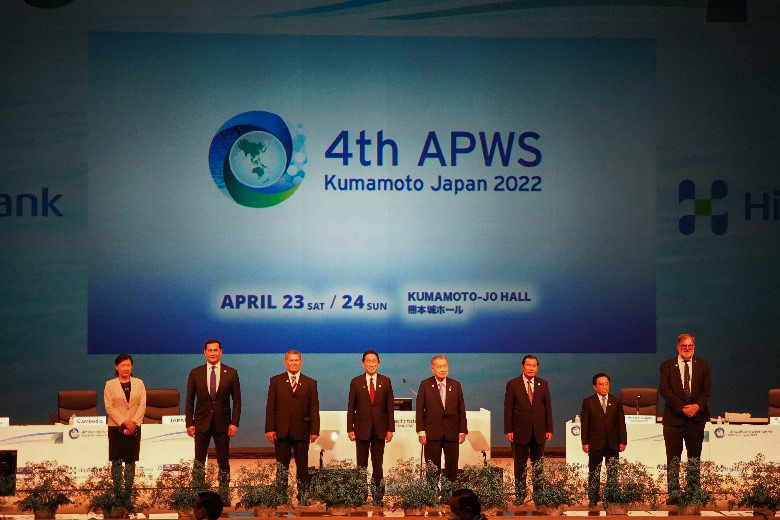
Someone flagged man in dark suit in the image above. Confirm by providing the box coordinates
[347,350,395,498]
[416,355,467,483]
[504,354,553,502]
[185,339,242,499]
[265,350,320,501]
[580,373,627,506]
[659,333,712,495]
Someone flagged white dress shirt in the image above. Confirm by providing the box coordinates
[524,376,535,397]
[677,356,693,388]
[206,361,221,390]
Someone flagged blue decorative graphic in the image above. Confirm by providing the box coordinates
[208,111,306,208]
[679,179,728,235]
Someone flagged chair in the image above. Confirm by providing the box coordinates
[620,387,658,416]
[57,390,97,423]
[768,389,780,417]
[143,388,180,424]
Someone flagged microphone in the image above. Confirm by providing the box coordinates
[402,378,418,396]
[319,449,324,469]
[636,395,641,415]
[482,450,487,466]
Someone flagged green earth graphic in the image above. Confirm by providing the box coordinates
[228,130,287,188]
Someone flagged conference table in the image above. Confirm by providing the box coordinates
[565,418,780,471]
[0,421,193,480]
[0,410,491,480]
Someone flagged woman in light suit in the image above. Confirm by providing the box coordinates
[104,354,146,491]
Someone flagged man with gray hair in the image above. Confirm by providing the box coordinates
[416,355,467,483]
[659,333,711,497]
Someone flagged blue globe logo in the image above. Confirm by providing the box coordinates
[228,131,288,188]
[209,111,307,208]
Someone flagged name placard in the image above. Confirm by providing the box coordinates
[0,417,9,427]
[625,415,656,424]
[162,415,186,424]
[71,416,107,426]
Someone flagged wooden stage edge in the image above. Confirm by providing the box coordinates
[0,501,772,518]
[0,509,774,519]
[0,511,771,519]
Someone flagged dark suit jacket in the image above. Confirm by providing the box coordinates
[347,374,395,440]
[580,393,627,450]
[415,377,467,441]
[265,373,320,440]
[504,376,553,444]
[185,363,241,433]
[659,356,711,426]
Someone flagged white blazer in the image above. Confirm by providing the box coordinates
[104,377,146,427]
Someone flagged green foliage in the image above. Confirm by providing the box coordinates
[530,459,586,507]
[310,459,369,508]
[0,472,15,496]
[454,464,511,510]
[234,462,291,509]
[731,454,780,511]
[152,459,217,511]
[438,472,453,506]
[665,457,733,507]
[369,478,386,506]
[384,459,441,510]
[79,464,140,516]
[602,458,660,507]
[15,460,76,516]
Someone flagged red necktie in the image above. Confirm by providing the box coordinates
[526,379,533,404]
[369,377,376,404]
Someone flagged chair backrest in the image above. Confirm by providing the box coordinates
[620,387,658,416]
[769,389,780,417]
[144,388,180,424]
[57,390,98,423]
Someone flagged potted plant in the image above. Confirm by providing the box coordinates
[234,461,291,516]
[152,459,217,517]
[530,459,586,515]
[0,472,16,512]
[731,454,780,516]
[602,458,661,515]
[665,458,732,514]
[80,464,144,518]
[454,464,511,513]
[428,474,454,516]
[385,459,440,515]
[15,460,76,519]
[309,459,368,514]
[368,479,386,508]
